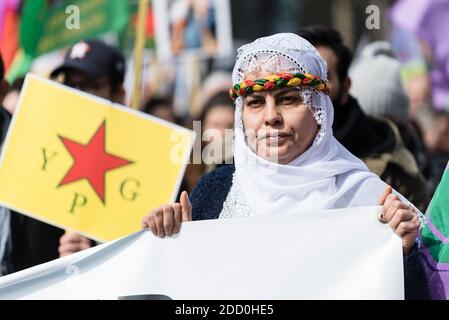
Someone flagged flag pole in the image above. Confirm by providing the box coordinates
[130,0,149,109]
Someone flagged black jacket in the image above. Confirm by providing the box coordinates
[9,215,64,273]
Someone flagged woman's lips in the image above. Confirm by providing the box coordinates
[259,132,293,143]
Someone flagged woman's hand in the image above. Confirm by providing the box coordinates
[142,191,192,238]
[378,185,420,255]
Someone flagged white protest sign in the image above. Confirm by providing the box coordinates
[0,206,403,299]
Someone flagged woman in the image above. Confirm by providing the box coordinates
[142,33,421,257]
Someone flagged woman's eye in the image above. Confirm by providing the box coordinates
[279,96,297,104]
[246,99,263,108]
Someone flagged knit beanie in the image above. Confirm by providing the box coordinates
[349,41,409,120]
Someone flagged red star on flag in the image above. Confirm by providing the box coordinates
[59,121,133,204]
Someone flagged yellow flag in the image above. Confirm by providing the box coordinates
[0,74,195,242]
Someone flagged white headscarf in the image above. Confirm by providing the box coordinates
[231,33,389,215]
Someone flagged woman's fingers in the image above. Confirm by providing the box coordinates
[153,205,168,238]
[395,218,420,238]
[399,216,420,255]
[384,197,409,223]
[151,206,164,237]
[141,215,149,229]
[172,203,182,234]
[147,216,157,237]
[378,186,393,223]
[383,193,399,212]
[142,207,159,236]
[163,205,174,236]
[378,193,398,223]
[180,191,192,222]
[378,185,392,205]
[378,190,420,255]
[143,193,191,238]
[388,208,415,230]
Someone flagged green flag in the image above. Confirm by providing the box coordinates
[20,0,130,57]
[420,161,449,299]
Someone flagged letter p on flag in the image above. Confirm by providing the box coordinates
[0,74,195,242]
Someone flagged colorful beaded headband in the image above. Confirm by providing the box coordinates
[229,72,329,101]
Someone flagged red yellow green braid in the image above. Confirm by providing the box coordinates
[229,72,329,101]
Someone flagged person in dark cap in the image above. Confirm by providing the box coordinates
[4,40,127,273]
[51,39,126,104]
[53,40,128,257]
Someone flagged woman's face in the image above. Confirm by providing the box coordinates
[242,87,318,164]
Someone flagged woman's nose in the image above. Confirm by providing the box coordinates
[264,98,283,126]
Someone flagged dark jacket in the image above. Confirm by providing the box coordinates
[9,215,64,272]
[190,164,429,300]
[335,96,429,212]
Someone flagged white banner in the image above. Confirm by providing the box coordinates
[0,206,404,300]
